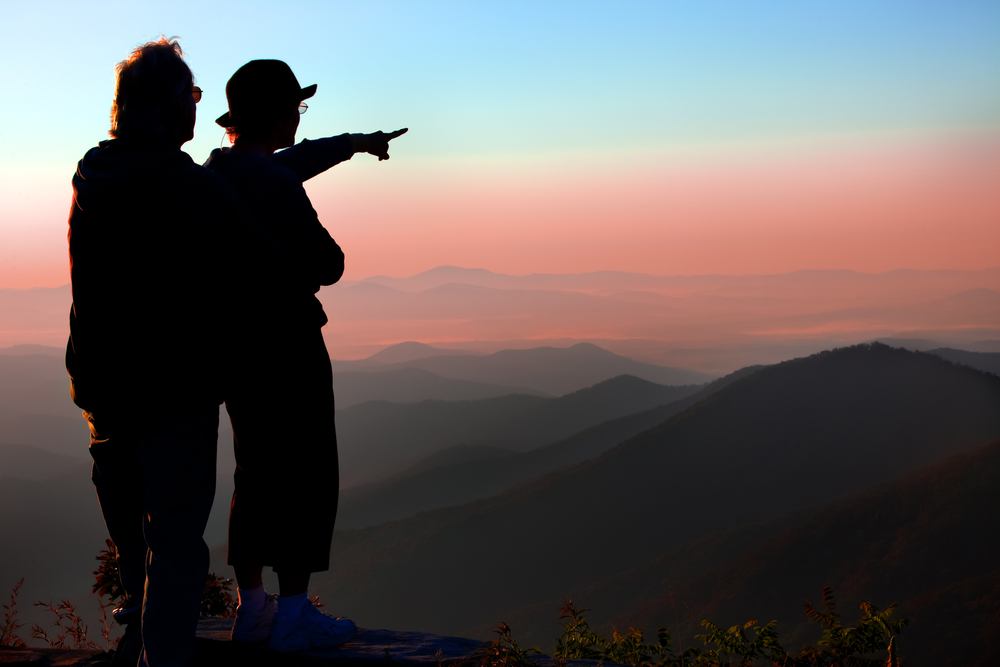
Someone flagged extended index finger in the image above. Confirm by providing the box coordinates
[385,128,409,141]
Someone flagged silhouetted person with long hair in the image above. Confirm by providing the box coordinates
[67,38,246,667]
[203,59,405,652]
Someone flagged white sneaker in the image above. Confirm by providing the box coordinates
[231,593,278,643]
[269,602,357,652]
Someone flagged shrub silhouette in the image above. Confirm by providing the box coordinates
[93,539,237,618]
[200,573,237,618]
[1,578,26,648]
[472,622,541,667]
[796,586,908,666]
[92,539,124,604]
[550,589,907,666]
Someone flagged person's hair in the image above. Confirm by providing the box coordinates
[224,122,263,144]
[110,37,192,140]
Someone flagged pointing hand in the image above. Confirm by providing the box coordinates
[352,128,408,161]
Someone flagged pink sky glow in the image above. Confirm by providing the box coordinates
[308,131,1000,282]
[0,131,997,290]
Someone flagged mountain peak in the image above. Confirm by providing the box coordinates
[365,342,479,365]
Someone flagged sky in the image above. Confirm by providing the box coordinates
[0,0,998,289]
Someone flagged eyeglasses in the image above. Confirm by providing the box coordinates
[298,102,308,115]
[191,87,203,103]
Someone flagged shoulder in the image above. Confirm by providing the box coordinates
[241,159,310,205]
[207,150,303,191]
[177,151,236,186]
[254,159,303,188]
[172,155,244,211]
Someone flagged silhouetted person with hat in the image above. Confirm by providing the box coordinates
[67,38,249,667]
[203,59,406,652]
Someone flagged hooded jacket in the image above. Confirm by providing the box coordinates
[66,138,244,419]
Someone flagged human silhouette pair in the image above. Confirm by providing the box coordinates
[67,39,404,667]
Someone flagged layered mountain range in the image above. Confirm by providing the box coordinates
[2,339,999,663]
[303,344,1000,663]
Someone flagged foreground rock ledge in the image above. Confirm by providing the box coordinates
[0,617,607,666]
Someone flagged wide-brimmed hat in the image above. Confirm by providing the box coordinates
[215,59,316,128]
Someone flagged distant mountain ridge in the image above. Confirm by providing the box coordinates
[364,341,483,365]
[337,367,761,528]
[331,341,485,372]
[357,343,715,395]
[928,347,1000,377]
[348,265,1000,298]
[336,373,703,486]
[333,367,548,409]
[311,343,1000,645]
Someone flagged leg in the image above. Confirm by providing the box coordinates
[231,565,310,602]
[87,411,146,615]
[276,571,309,598]
[137,407,219,667]
[226,326,339,575]
[270,565,354,653]
[227,327,351,651]
[269,326,340,574]
[233,566,263,591]
[87,411,148,667]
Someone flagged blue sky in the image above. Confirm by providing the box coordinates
[1,1,998,286]
[3,1,997,162]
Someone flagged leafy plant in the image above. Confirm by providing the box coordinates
[549,589,906,667]
[200,572,237,618]
[603,626,675,666]
[1,578,26,648]
[693,619,785,666]
[92,540,238,619]
[554,600,699,667]
[92,539,124,605]
[472,622,541,667]
[795,586,908,666]
[553,600,608,660]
